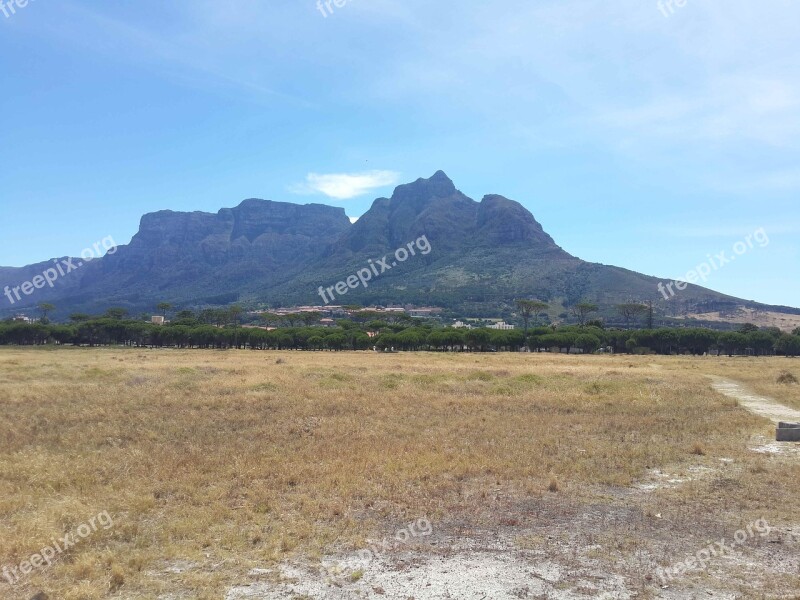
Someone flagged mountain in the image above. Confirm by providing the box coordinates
[1,171,797,324]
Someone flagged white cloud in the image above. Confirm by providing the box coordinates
[289,171,400,200]
[349,216,360,224]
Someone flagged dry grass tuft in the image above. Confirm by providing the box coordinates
[109,565,125,592]
[547,477,561,493]
[777,370,798,385]
[691,442,707,456]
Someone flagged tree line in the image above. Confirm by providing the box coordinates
[1,308,799,356]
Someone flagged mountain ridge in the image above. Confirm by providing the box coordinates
[1,172,797,323]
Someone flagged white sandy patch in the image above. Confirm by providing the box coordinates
[635,465,715,492]
[226,545,634,600]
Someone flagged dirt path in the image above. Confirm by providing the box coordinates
[710,377,800,424]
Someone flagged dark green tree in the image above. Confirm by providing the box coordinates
[105,308,129,320]
[156,302,172,318]
[615,303,647,328]
[38,302,56,323]
[515,299,549,340]
[571,301,598,326]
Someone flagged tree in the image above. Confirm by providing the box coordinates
[299,312,322,327]
[615,303,648,328]
[307,336,325,350]
[258,313,282,328]
[156,302,172,318]
[173,310,197,326]
[282,313,301,328]
[718,332,747,357]
[464,328,491,352]
[677,328,718,355]
[38,303,55,323]
[366,320,389,332]
[105,308,129,320]
[515,299,549,340]
[574,333,601,354]
[747,331,775,356]
[397,329,425,351]
[228,305,243,327]
[775,334,800,357]
[738,323,759,334]
[374,332,396,351]
[571,301,598,326]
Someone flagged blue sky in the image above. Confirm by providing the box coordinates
[1,0,798,306]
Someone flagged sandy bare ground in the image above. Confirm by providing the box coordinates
[224,496,799,600]
[710,377,800,425]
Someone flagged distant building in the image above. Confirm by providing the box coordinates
[452,321,473,329]
[381,306,406,313]
[408,307,443,318]
[151,316,166,325]
[489,321,515,330]
[250,306,342,317]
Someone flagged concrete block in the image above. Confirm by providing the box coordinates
[776,425,800,442]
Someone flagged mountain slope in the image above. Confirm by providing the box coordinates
[0,172,796,321]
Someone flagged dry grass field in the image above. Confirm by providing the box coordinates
[0,348,798,599]
[695,358,800,411]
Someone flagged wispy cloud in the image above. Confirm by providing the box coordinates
[31,2,313,107]
[289,171,400,200]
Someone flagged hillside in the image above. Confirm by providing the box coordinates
[1,172,797,322]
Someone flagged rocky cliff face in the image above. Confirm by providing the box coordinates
[1,199,351,311]
[476,194,559,249]
[0,172,787,317]
[326,171,564,261]
[110,200,349,270]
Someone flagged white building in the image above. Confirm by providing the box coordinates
[489,321,515,330]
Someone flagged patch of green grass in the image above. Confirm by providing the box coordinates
[252,382,278,392]
[82,367,117,379]
[381,373,405,390]
[515,374,542,385]
[412,373,449,385]
[466,370,494,381]
[492,384,515,396]
[583,381,618,395]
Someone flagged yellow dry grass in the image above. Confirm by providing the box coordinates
[660,355,800,410]
[0,348,796,599]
